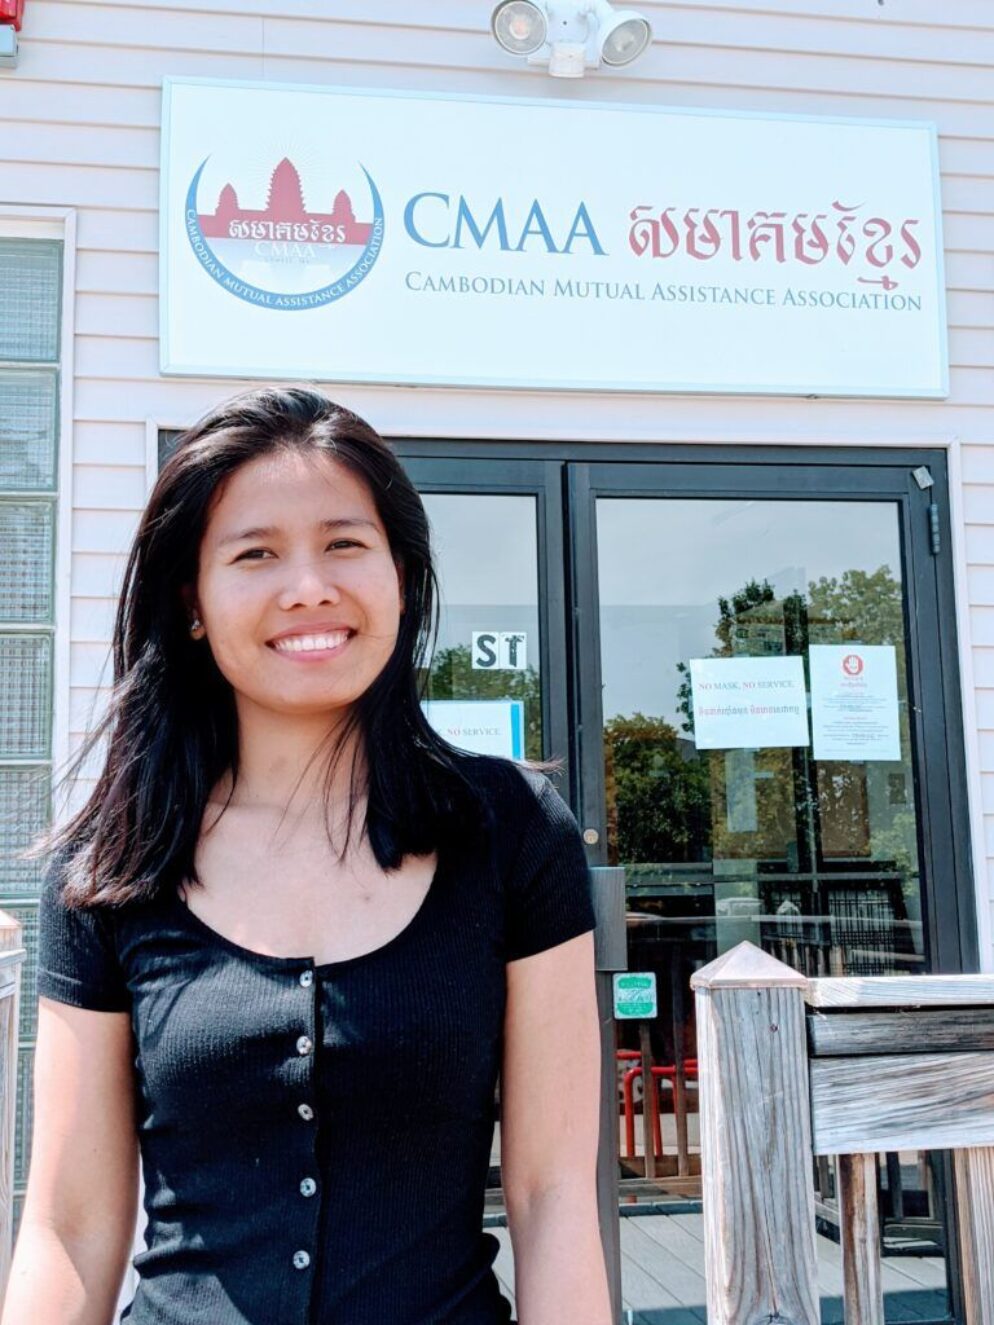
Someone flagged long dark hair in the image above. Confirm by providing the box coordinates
[29,385,554,908]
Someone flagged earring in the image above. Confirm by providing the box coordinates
[190,615,205,639]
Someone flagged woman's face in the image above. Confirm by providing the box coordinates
[188,448,404,720]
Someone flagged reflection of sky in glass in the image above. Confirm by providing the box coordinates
[423,493,540,659]
[596,499,903,727]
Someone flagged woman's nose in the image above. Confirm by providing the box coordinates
[276,558,343,609]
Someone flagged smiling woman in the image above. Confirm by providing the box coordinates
[186,447,406,731]
[6,385,608,1325]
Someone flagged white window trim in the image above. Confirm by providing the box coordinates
[0,205,76,814]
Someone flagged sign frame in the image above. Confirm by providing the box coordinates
[160,76,950,399]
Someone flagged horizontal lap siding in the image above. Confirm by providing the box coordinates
[3,0,993,961]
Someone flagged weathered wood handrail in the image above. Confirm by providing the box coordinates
[0,911,25,1305]
[692,941,994,1325]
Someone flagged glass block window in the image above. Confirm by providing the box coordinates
[0,766,50,894]
[1,236,63,1231]
[0,503,55,619]
[0,636,52,758]
[0,239,61,362]
[6,902,39,1041]
[0,372,59,491]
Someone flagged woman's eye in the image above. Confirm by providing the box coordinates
[234,541,362,563]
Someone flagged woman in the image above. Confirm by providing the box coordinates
[2,387,610,1325]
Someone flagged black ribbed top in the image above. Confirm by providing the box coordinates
[36,754,597,1324]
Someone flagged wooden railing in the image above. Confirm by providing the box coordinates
[692,940,994,1325]
[0,912,23,1304]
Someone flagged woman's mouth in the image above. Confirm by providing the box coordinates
[267,630,354,661]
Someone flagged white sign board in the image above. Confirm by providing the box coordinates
[421,699,524,759]
[161,78,948,397]
[809,645,901,761]
[690,656,809,750]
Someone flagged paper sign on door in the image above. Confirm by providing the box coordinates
[420,698,525,759]
[809,644,901,761]
[689,656,809,750]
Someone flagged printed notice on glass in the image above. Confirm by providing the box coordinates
[420,699,524,759]
[809,644,901,761]
[689,656,809,750]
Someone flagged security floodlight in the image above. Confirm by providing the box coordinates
[591,0,652,65]
[490,0,652,78]
[0,24,17,68]
[492,0,548,56]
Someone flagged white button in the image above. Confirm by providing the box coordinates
[298,1102,314,1121]
[299,1177,317,1197]
[292,1250,311,1270]
[299,970,314,988]
[296,1035,313,1056]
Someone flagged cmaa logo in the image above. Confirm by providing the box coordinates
[184,155,384,310]
[842,652,864,677]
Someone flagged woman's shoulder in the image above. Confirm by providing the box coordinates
[443,752,576,870]
[449,755,594,961]
[446,750,559,814]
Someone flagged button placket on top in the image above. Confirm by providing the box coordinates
[290,967,321,1286]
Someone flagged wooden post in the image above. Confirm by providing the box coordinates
[837,1153,884,1324]
[692,940,819,1325]
[953,1146,994,1325]
[0,909,26,1302]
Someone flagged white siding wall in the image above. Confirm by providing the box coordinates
[2,0,993,958]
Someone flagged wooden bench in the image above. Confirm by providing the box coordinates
[692,940,994,1324]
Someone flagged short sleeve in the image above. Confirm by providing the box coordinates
[36,848,131,1012]
[504,774,597,962]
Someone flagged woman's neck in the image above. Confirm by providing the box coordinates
[212,703,365,820]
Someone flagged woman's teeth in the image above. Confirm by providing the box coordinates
[272,632,350,654]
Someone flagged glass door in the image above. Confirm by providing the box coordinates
[571,455,973,1325]
[398,443,975,1324]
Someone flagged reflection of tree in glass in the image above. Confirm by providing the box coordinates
[420,643,543,762]
[663,563,916,885]
[675,578,778,736]
[807,565,903,647]
[806,566,916,883]
[603,712,710,866]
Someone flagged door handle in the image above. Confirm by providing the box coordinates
[589,866,627,973]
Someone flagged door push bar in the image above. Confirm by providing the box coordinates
[589,865,628,974]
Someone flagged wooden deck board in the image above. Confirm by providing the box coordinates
[490,1215,947,1320]
[620,1219,707,1316]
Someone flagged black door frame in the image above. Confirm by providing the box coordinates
[399,440,978,979]
[399,454,576,804]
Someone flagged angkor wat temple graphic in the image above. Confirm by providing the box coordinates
[197,157,372,245]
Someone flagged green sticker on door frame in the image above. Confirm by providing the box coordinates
[613,972,658,1019]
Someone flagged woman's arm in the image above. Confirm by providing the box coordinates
[1,997,139,1325]
[500,929,612,1325]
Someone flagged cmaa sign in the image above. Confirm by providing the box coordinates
[160,78,948,398]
